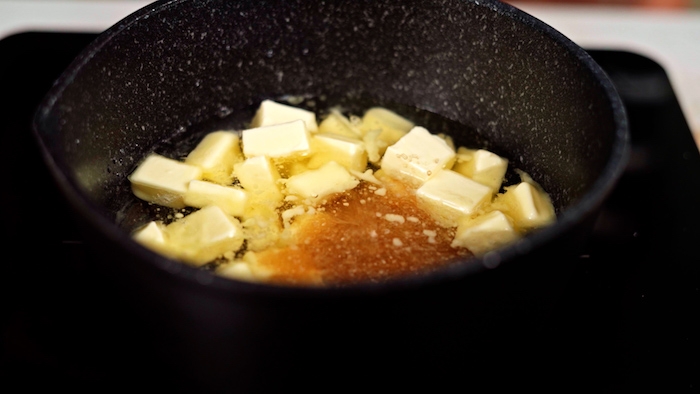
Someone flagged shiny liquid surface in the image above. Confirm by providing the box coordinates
[256,179,471,285]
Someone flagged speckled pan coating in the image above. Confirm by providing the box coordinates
[38,2,623,202]
[35,0,627,281]
[35,0,628,388]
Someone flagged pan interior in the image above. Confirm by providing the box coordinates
[35,0,624,281]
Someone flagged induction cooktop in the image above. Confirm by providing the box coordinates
[0,32,698,392]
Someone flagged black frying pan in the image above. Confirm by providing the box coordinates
[32,0,628,391]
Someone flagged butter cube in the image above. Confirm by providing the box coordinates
[453,148,508,192]
[129,153,203,209]
[165,205,244,266]
[381,126,456,187]
[185,131,242,184]
[361,107,414,147]
[220,251,275,281]
[284,161,359,203]
[416,169,492,227]
[360,108,414,161]
[132,221,172,256]
[242,120,311,159]
[307,133,368,172]
[250,99,318,132]
[363,128,386,164]
[318,109,362,138]
[233,156,283,203]
[499,182,556,229]
[217,262,257,282]
[451,210,519,256]
[184,180,249,217]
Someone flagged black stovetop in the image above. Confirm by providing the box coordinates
[1,32,698,392]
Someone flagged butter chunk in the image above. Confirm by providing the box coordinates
[381,126,456,187]
[307,133,368,172]
[185,131,242,185]
[453,148,508,192]
[165,205,244,266]
[250,99,318,132]
[129,153,203,209]
[233,156,283,204]
[363,129,387,164]
[451,210,519,256]
[318,109,362,138]
[217,262,257,282]
[242,120,311,159]
[361,107,414,162]
[499,182,556,230]
[361,107,414,147]
[184,180,248,217]
[284,161,359,204]
[416,169,492,227]
[132,221,173,257]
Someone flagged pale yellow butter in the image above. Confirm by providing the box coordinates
[363,128,386,164]
[360,108,414,161]
[233,156,284,250]
[165,205,244,266]
[242,120,311,159]
[307,133,368,172]
[499,182,556,230]
[318,109,362,138]
[233,156,283,203]
[381,126,456,187]
[183,180,248,217]
[416,169,492,227]
[216,261,256,282]
[184,131,242,185]
[453,148,508,192]
[250,99,318,132]
[129,153,203,209]
[132,221,172,256]
[128,102,558,279]
[361,107,414,147]
[284,161,359,203]
[451,210,519,256]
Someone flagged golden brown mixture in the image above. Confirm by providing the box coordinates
[255,180,470,286]
[128,101,556,287]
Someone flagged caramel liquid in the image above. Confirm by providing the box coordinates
[256,178,472,286]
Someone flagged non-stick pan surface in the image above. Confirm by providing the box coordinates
[32,0,628,390]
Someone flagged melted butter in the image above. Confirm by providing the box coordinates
[254,179,472,286]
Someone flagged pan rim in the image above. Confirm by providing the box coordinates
[31,0,630,298]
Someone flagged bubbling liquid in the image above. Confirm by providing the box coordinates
[253,178,471,286]
[125,98,555,287]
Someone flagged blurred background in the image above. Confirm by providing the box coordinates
[509,0,700,149]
